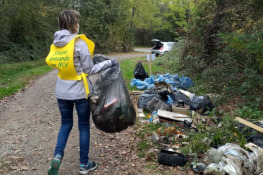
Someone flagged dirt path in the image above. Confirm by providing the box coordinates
[0,53,150,175]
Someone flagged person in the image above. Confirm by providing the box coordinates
[45,10,118,175]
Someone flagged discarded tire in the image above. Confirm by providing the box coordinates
[158,150,187,167]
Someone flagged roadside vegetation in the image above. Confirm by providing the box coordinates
[159,0,263,121]
[0,60,52,99]
[0,0,191,64]
[148,0,263,163]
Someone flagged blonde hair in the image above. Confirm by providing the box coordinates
[58,10,80,34]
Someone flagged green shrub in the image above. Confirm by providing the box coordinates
[180,115,247,156]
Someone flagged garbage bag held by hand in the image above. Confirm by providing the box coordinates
[90,65,136,133]
[93,54,110,64]
[133,62,148,80]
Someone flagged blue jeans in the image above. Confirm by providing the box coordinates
[55,98,90,164]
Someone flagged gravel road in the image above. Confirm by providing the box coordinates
[0,53,148,175]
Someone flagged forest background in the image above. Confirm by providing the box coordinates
[0,0,263,117]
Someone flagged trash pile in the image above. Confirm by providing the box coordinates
[131,63,263,175]
[130,69,194,91]
[137,88,214,114]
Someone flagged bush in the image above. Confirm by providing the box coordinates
[162,0,263,99]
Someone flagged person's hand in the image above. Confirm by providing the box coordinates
[111,59,118,67]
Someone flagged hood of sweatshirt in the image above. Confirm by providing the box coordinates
[53,30,78,47]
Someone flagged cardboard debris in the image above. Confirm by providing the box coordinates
[158,117,184,127]
[157,109,192,123]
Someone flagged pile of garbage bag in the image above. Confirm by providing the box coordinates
[138,89,214,114]
[90,55,136,133]
[130,73,194,90]
[175,90,215,114]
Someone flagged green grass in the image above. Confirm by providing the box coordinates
[119,57,169,90]
[0,59,52,99]
[0,56,167,99]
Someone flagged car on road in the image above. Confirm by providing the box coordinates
[151,39,176,56]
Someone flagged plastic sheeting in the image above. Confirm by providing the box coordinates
[204,143,263,175]
[130,73,194,90]
[90,64,136,133]
[137,91,161,109]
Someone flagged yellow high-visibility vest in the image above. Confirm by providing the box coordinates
[46,34,95,99]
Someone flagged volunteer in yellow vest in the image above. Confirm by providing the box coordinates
[47,10,117,175]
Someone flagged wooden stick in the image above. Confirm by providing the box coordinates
[149,54,152,76]
[235,117,263,133]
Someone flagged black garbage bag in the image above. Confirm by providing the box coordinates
[93,54,110,64]
[137,91,160,109]
[237,122,263,149]
[90,64,136,133]
[158,149,187,167]
[175,91,215,114]
[133,62,149,80]
[157,90,170,101]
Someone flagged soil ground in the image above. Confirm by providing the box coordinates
[0,53,190,175]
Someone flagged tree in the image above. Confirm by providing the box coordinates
[79,0,132,52]
[170,0,263,95]
[130,0,194,46]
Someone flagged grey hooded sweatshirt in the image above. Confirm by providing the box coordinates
[53,30,113,100]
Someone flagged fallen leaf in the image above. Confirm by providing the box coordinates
[11,166,19,170]
[14,149,21,154]
[20,166,29,170]
[8,155,20,159]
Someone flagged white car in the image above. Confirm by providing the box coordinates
[151,39,176,56]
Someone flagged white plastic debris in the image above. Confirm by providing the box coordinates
[204,143,263,175]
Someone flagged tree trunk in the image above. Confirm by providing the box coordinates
[130,0,136,28]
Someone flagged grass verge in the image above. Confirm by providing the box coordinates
[0,59,52,99]
[119,57,169,90]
